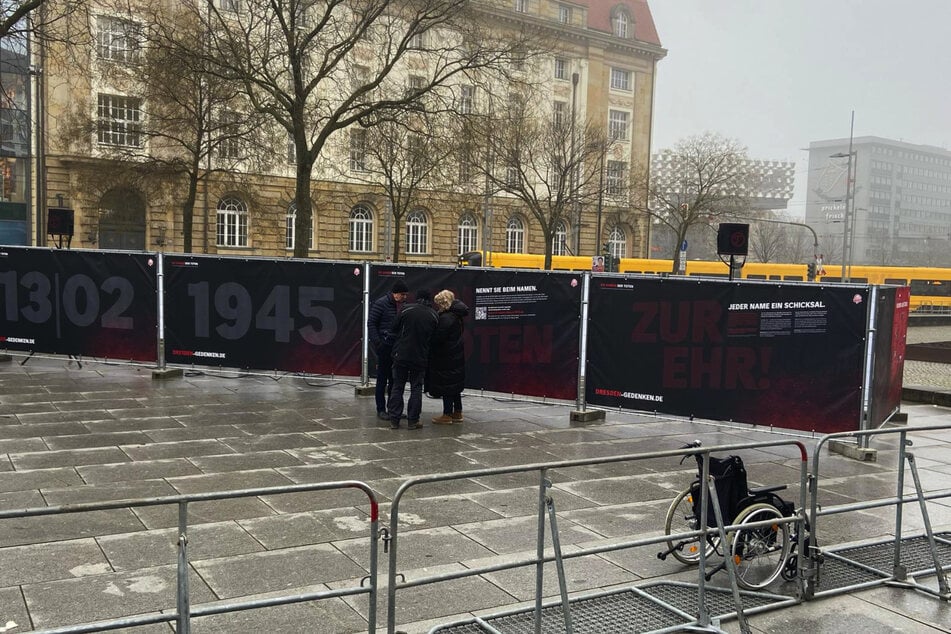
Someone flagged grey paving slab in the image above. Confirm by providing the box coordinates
[0,509,146,548]
[14,409,115,424]
[339,525,498,573]
[238,507,371,550]
[456,446,565,469]
[41,480,178,506]
[218,432,327,452]
[120,439,237,461]
[0,585,30,634]
[0,538,111,585]
[10,446,131,470]
[166,468,294,495]
[561,499,674,539]
[0,488,44,511]
[284,443,395,464]
[0,455,11,472]
[84,416,184,433]
[131,497,278,529]
[188,594,367,634]
[188,449,304,473]
[0,421,89,439]
[0,466,83,493]
[452,515,604,556]
[371,452,483,478]
[277,462,401,484]
[44,430,153,450]
[142,425,249,443]
[77,458,203,484]
[379,496,505,530]
[97,522,265,570]
[192,543,367,599]
[259,487,384,514]
[554,474,680,506]
[21,565,216,630]
[462,485,597,519]
[476,552,641,602]
[371,476,490,501]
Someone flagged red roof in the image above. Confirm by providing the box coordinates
[580,0,661,46]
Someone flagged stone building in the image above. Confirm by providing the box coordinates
[28,0,665,263]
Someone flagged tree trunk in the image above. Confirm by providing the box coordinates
[292,154,316,259]
[181,168,200,254]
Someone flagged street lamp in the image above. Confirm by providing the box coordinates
[830,111,856,282]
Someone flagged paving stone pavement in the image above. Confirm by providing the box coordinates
[0,349,949,634]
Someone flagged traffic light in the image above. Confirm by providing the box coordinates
[806,262,817,281]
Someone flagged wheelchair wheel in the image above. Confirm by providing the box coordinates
[664,487,719,565]
[729,502,791,590]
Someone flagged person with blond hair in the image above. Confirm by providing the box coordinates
[427,289,469,424]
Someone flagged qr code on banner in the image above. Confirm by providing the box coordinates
[475,307,487,320]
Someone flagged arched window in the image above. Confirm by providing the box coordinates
[552,220,568,256]
[216,196,248,247]
[349,204,373,252]
[613,9,631,38]
[506,216,525,253]
[406,209,429,255]
[458,212,479,255]
[607,225,626,259]
[285,202,314,250]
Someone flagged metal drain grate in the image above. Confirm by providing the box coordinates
[642,582,786,617]
[830,535,951,576]
[816,553,888,591]
[432,590,690,634]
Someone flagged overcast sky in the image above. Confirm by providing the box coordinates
[647,0,951,213]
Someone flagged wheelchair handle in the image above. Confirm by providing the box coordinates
[678,440,702,464]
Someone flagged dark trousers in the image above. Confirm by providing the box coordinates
[387,363,425,423]
[442,393,463,415]
[374,345,393,413]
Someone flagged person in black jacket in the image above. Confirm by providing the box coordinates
[428,290,469,424]
[386,288,438,430]
[367,280,408,419]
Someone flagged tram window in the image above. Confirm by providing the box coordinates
[884,278,907,286]
[768,275,782,280]
[850,277,868,283]
[784,275,803,281]
[747,274,767,280]
[910,279,951,297]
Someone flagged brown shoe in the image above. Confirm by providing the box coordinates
[431,414,453,424]
[450,412,464,422]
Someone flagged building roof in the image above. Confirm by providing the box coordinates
[581,0,662,46]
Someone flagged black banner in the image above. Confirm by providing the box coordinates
[163,255,362,375]
[370,266,582,400]
[586,277,869,433]
[0,247,157,361]
[868,286,909,427]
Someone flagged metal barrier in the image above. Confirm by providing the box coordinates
[0,480,381,633]
[384,439,809,634]
[804,424,951,601]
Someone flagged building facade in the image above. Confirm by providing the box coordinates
[22,0,666,264]
[805,136,951,268]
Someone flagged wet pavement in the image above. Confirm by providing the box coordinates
[0,337,949,633]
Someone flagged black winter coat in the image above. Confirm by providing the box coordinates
[427,299,469,397]
[390,300,439,369]
[367,293,402,351]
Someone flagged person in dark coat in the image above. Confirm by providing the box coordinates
[386,288,438,430]
[428,289,469,424]
[367,279,408,419]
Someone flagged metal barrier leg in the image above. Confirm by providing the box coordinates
[903,454,951,599]
[177,501,191,634]
[545,495,574,634]
[706,476,751,634]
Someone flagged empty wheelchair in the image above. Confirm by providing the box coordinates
[657,442,801,590]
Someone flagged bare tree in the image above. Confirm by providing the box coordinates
[183,0,533,258]
[59,2,268,252]
[633,132,755,272]
[0,0,85,41]
[342,113,455,262]
[748,217,787,263]
[465,87,614,270]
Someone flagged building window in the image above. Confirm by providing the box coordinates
[515,0,528,12]
[506,216,525,253]
[349,128,366,171]
[505,164,519,188]
[458,213,479,254]
[349,204,373,252]
[217,110,240,160]
[285,202,314,250]
[97,17,139,63]
[219,0,240,12]
[610,67,631,91]
[552,100,567,128]
[614,12,629,38]
[408,30,425,50]
[606,160,627,195]
[97,94,142,147]
[216,196,248,247]
[459,85,475,114]
[287,133,296,164]
[558,4,571,23]
[607,225,626,258]
[553,57,568,80]
[552,220,568,256]
[406,209,429,255]
[608,109,629,141]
